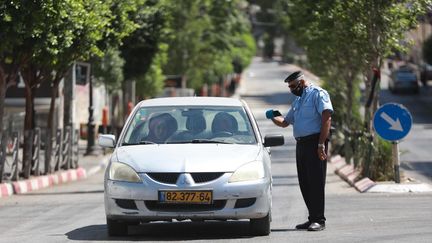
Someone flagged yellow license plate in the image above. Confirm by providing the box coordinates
[159,190,212,204]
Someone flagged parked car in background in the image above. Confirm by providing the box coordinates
[420,62,432,87]
[388,65,419,94]
[99,97,284,237]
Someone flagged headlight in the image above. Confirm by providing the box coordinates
[109,162,142,183]
[229,161,265,183]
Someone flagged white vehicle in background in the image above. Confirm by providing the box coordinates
[99,97,284,236]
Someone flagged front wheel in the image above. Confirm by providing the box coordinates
[250,213,271,236]
[107,218,128,236]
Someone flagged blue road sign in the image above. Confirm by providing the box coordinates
[373,103,412,141]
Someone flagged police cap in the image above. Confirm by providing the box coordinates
[284,71,304,83]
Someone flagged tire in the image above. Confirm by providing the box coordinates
[107,218,128,236]
[250,213,271,236]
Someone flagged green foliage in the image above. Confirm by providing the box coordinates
[322,78,362,130]
[287,0,430,179]
[163,0,255,90]
[367,138,394,181]
[136,43,167,98]
[231,33,256,73]
[121,0,169,81]
[92,48,125,93]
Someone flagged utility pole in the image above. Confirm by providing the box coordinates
[86,64,97,155]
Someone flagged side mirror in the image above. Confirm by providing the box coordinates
[98,134,116,148]
[263,134,284,147]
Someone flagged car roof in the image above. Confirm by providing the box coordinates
[137,97,244,107]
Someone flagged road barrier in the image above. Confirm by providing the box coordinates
[1,127,80,183]
[0,134,6,183]
[31,128,41,176]
[10,132,21,181]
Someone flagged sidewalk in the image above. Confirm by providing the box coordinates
[0,140,111,198]
[329,154,432,193]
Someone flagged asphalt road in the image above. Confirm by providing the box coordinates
[1,58,432,242]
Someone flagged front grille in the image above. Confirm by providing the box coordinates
[147,173,180,184]
[191,172,224,183]
[144,200,226,212]
[234,198,256,208]
[115,199,138,210]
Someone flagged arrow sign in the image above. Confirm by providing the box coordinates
[380,112,403,132]
[373,103,412,141]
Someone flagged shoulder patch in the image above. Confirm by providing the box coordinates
[320,90,330,102]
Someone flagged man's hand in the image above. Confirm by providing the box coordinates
[265,109,275,119]
[266,109,282,119]
[317,146,327,161]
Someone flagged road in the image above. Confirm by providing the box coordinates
[379,66,432,183]
[1,58,432,242]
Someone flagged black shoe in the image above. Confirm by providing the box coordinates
[308,222,325,231]
[295,221,311,229]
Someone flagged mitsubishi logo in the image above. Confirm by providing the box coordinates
[178,173,194,185]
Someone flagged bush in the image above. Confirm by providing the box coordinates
[367,137,394,181]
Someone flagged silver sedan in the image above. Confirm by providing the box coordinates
[99,97,284,236]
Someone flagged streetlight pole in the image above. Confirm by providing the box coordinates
[86,64,97,155]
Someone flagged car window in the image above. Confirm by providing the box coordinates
[396,72,416,82]
[122,106,257,145]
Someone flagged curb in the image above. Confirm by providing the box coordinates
[11,168,87,194]
[0,154,110,198]
[330,155,376,193]
[0,183,14,198]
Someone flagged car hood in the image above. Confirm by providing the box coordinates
[114,144,261,173]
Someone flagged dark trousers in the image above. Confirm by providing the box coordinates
[295,133,327,223]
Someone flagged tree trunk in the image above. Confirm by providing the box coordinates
[0,66,5,140]
[45,79,60,174]
[22,83,34,179]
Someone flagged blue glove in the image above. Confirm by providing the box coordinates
[265,109,274,119]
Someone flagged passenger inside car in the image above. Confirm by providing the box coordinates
[143,113,178,143]
[167,111,207,141]
[211,112,238,137]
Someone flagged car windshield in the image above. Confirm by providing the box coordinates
[122,106,257,145]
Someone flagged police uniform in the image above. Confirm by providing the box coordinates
[284,84,333,225]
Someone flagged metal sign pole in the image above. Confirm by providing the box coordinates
[392,141,400,183]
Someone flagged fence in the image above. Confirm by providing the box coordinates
[0,127,80,183]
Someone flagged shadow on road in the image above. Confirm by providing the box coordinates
[401,161,432,180]
[24,190,104,196]
[241,92,296,106]
[66,221,259,241]
[380,89,432,124]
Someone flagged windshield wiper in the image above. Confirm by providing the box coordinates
[192,139,232,144]
[121,142,139,146]
[139,140,157,145]
[121,141,156,146]
[167,139,233,144]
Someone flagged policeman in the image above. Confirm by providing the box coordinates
[266,71,333,231]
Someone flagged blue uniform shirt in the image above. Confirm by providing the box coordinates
[284,85,333,138]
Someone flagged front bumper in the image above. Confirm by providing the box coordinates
[104,173,271,222]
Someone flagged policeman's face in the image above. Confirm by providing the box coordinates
[288,80,301,90]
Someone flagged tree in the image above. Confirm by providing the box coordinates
[135,43,167,99]
[0,0,141,177]
[287,0,431,179]
[163,0,255,92]
[0,0,39,145]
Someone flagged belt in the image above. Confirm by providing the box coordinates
[295,133,320,142]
